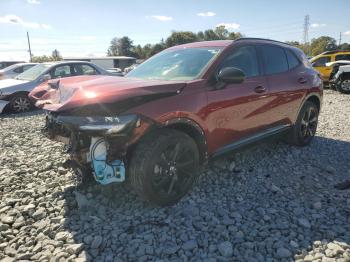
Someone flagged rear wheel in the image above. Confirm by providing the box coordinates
[10,94,32,113]
[286,101,319,146]
[337,79,350,94]
[129,129,200,206]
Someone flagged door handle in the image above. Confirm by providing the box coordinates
[254,86,266,93]
[298,77,308,84]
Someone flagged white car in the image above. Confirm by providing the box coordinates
[327,60,350,94]
[0,63,38,80]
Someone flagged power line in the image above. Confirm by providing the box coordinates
[26,31,33,62]
[303,15,310,55]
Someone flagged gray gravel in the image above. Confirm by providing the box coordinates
[0,90,349,261]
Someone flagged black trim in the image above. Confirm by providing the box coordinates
[211,125,291,158]
[235,37,292,46]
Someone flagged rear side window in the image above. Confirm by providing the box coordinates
[51,65,72,79]
[260,45,288,75]
[23,64,35,71]
[73,64,98,75]
[312,56,331,67]
[220,46,259,77]
[335,54,350,61]
[285,49,300,69]
[14,66,24,73]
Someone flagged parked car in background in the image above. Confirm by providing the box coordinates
[327,60,350,93]
[38,38,322,206]
[0,61,25,70]
[0,63,38,80]
[0,61,113,113]
[63,56,136,71]
[310,50,350,82]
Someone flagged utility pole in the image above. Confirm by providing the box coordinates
[338,32,342,47]
[26,31,33,62]
[303,15,310,56]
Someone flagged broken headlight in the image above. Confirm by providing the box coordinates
[55,114,140,135]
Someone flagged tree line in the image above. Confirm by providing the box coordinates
[107,26,350,59]
[107,26,243,59]
[30,26,350,62]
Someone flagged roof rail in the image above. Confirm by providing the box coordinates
[320,50,350,55]
[235,37,291,46]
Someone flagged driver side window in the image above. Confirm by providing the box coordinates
[220,46,260,77]
[51,65,72,79]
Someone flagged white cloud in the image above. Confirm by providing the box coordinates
[147,15,173,21]
[31,38,49,45]
[0,14,51,29]
[344,31,350,36]
[311,23,326,28]
[27,0,40,4]
[41,24,52,29]
[80,36,96,41]
[216,23,240,30]
[197,11,216,17]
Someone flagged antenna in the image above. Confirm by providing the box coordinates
[303,15,310,55]
[27,31,33,62]
[338,32,342,46]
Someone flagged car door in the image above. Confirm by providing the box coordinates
[258,44,308,126]
[205,45,272,151]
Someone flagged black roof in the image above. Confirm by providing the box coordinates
[235,37,291,46]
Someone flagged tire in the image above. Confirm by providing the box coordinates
[286,101,319,146]
[10,94,32,113]
[129,128,200,206]
[337,79,350,94]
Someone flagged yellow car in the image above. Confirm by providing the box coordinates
[310,50,350,82]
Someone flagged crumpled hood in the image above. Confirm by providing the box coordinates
[0,78,29,91]
[40,75,186,113]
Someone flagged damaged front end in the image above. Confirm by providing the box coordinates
[45,113,146,184]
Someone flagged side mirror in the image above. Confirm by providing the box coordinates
[218,67,245,84]
[40,74,51,82]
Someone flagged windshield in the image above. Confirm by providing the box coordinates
[126,47,222,81]
[15,64,51,81]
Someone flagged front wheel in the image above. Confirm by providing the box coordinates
[337,79,350,94]
[10,94,32,113]
[286,101,319,146]
[129,129,200,206]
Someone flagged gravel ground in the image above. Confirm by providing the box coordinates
[0,90,349,262]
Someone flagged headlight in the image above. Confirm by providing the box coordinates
[55,114,140,135]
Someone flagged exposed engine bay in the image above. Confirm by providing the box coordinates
[44,112,149,185]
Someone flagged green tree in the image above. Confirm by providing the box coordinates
[51,49,62,61]
[228,32,243,40]
[149,43,166,57]
[165,31,198,47]
[339,43,350,50]
[203,29,220,40]
[214,26,229,39]
[310,36,337,56]
[107,36,135,57]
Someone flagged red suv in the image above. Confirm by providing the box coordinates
[34,38,323,206]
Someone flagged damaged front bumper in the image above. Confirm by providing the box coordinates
[45,113,142,185]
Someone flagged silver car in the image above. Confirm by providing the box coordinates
[0,61,113,113]
[0,63,38,80]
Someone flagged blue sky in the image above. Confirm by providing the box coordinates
[1,0,350,61]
